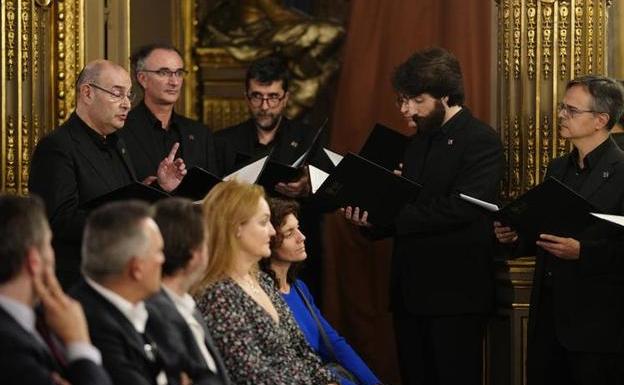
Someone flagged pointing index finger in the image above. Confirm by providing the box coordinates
[167,142,180,162]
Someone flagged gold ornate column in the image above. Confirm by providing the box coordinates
[491,1,611,385]
[1,0,83,194]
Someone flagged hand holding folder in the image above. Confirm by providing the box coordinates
[310,152,421,226]
[460,177,597,242]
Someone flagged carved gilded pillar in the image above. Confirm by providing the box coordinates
[491,2,611,385]
[0,0,83,194]
[497,0,611,201]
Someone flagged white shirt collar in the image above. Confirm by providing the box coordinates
[162,285,196,315]
[0,294,36,334]
[85,277,149,333]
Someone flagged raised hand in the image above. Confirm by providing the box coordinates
[157,142,187,192]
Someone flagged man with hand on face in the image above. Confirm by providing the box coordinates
[120,44,221,181]
[344,47,504,385]
[495,76,624,385]
[0,194,111,385]
[29,60,186,289]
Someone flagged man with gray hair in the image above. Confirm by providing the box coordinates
[495,75,624,385]
[71,200,205,385]
[29,59,187,289]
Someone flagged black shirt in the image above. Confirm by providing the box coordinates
[78,118,133,187]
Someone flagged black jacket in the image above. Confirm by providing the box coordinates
[146,290,232,385]
[29,113,135,288]
[120,102,220,179]
[528,137,624,353]
[368,108,504,315]
[0,306,112,385]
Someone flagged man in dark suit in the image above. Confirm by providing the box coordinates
[148,198,231,385]
[71,200,216,385]
[120,44,221,180]
[29,59,186,289]
[345,48,504,385]
[0,194,112,385]
[495,75,624,385]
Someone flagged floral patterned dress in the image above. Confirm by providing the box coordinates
[196,271,337,385]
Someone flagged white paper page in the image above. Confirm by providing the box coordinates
[591,213,624,228]
[323,148,344,166]
[223,156,268,183]
[309,165,330,194]
[458,193,500,212]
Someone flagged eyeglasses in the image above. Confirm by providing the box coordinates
[557,102,604,118]
[246,92,287,108]
[140,68,188,79]
[89,83,135,103]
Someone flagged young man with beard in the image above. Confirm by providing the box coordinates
[495,76,624,385]
[344,47,504,385]
[120,44,221,181]
[215,55,330,300]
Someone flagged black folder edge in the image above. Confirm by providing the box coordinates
[311,152,421,226]
[172,166,222,201]
[80,181,170,210]
[459,177,598,239]
[359,123,408,171]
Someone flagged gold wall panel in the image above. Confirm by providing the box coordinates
[496,0,611,201]
[0,0,83,193]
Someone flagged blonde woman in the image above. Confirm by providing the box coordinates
[195,180,338,385]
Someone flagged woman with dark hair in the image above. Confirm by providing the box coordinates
[260,198,381,385]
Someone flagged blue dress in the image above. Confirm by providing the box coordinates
[282,280,380,385]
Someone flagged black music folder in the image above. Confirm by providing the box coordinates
[459,177,598,240]
[81,182,170,210]
[359,123,409,171]
[172,166,222,201]
[256,120,327,193]
[311,152,422,226]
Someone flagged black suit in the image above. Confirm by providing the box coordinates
[0,306,112,385]
[367,108,504,385]
[146,290,231,385]
[29,113,135,288]
[70,281,187,385]
[526,137,624,385]
[120,102,220,179]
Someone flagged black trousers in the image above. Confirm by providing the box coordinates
[528,287,624,385]
[393,312,486,385]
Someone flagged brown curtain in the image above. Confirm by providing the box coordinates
[322,1,492,383]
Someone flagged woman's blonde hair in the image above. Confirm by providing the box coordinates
[193,180,266,293]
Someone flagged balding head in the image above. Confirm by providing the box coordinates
[75,60,132,136]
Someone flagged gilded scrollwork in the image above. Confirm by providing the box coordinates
[503,0,511,80]
[21,115,30,192]
[587,1,594,73]
[512,115,521,197]
[6,116,17,193]
[7,0,16,81]
[22,0,31,79]
[527,0,537,80]
[513,0,521,79]
[574,1,584,77]
[542,1,553,80]
[559,2,569,79]
[526,116,536,188]
[541,115,550,179]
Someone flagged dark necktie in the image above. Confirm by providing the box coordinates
[35,314,67,368]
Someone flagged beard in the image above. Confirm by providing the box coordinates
[253,112,282,132]
[412,99,446,133]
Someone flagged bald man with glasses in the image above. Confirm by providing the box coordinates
[29,59,186,289]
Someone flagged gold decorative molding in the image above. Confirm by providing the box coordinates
[497,0,610,201]
[1,0,83,193]
[53,0,83,126]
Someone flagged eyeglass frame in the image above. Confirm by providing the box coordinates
[139,68,188,79]
[246,91,288,108]
[88,83,135,103]
[557,102,607,119]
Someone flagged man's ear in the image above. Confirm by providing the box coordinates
[79,83,94,104]
[128,257,143,281]
[25,246,42,277]
[596,112,610,131]
[136,72,148,90]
